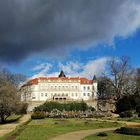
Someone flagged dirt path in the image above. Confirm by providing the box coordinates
[49,127,117,140]
[0,114,30,138]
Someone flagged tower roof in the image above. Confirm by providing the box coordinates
[92,75,97,81]
[58,70,66,78]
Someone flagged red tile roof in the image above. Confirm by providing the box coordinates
[80,78,93,84]
[23,76,93,87]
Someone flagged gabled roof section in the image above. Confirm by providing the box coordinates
[80,77,93,85]
[21,78,38,87]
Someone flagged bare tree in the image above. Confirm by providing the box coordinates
[0,67,26,123]
[134,68,140,94]
[107,56,133,98]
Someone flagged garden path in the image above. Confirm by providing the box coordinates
[49,127,117,140]
[0,114,30,138]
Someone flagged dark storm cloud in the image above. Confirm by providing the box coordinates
[0,0,140,63]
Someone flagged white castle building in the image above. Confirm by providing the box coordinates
[20,71,98,111]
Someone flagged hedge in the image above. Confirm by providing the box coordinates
[115,126,140,135]
[31,111,46,119]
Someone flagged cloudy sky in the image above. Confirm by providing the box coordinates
[0,0,140,79]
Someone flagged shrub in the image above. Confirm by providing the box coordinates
[116,96,132,113]
[119,111,133,118]
[54,122,59,124]
[97,132,108,137]
[17,103,28,114]
[31,112,46,119]
[84,121,89,124]
[115,126,140,135]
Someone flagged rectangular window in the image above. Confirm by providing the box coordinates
[83,86,86,90]
[45,93,47,96]
[84,93,86,96]
[41,93,44,97]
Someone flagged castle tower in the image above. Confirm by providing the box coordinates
[92,75,98,99]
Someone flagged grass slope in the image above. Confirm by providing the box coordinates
[83,131,140,140]
[13,119,120,140]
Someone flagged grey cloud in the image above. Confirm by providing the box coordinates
[0,0,140,63]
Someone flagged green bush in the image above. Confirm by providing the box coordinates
[5,115,22,123]
[115,126,140,135]
[34,101,89,113]
[31,111,46,119]
[97,132,108,137]
[119,111,133,118]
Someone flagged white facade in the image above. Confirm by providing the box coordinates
[20,72,98,110]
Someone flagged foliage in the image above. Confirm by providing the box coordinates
[5,115,22,123]
[16,103,28,114]
[0,67,26,123]
[97,132,107,137]
[0,81,19,123]
[116,94,140,114]
[34,101,89,113]
[115,126,140,135]
[31,112,46,119]
[98,76,115,99]
[83,131,140,140]
[116,96,132,113]
[119,111,133,118]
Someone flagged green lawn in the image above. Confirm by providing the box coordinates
[105,117,140,123]
[2,118,120,140]
[83,131,140,140]
[5,115,22,122]
[0,115,21,124]
[117,118,140,122]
